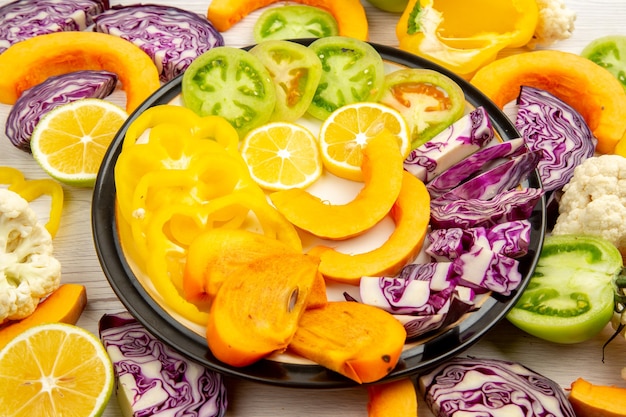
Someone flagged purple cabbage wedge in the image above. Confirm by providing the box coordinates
[440,149,541,201]
[515,85,597,192]
[419,357,576,417]
[453,246,522,295]
[5,70,118,152]
[426,138,528,198]
[99,312,227,417]
[404,106,494,182]
[93,4,224,82]
[0,0,108,54]
[430,188,544,229]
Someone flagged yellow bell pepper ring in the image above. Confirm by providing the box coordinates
[396,0,539,78]
[0,166,64,238]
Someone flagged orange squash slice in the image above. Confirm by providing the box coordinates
[206,252,321,367]
[270,129,404,241]
[309,171,430,285]
[367,378,418,417]
[568,378,626,417]
[470,50,626,154]
[288,301,407,384]
[0,31,160,113]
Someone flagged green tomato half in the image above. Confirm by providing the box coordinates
[253,5,339,43]
[365,0,409,13]
[581,35,626,91]
[507,234,622,344]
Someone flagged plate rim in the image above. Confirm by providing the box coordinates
[92,39,546,388]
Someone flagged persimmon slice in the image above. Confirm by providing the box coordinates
[288,301,407,383]
[206,252,320,367]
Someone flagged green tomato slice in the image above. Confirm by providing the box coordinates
[507,234,622,344]
[253,5,339,43]
[379,68,465,149]
[249,40,322,123]
[581,35,626,91]
[307,36,385,120]
[181,46,276,138]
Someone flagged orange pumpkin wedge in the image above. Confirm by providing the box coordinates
[0,284,87,349]
[270,129,404,241]
[470,50,626,154]
[309,171,430,285]
[367,378,418,417]
[0,31,160,113]
[206,252,321,367]
[288,301,407,384]
[207,0,368,40]
[568,378,626,417]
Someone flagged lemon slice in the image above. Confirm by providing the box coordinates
[318,102,410,181]
[0,322,114,417]
[241,121,322,190]
[31,98,128,187]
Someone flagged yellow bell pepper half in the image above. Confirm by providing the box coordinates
[396,0,539,79]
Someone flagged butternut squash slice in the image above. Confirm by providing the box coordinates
[207,0,368,41]
[206,252,321,367]
[309,171,430,285]
[270,130,404,241]
[568,378,626,417]
[470,50,626,154]
[288,301,407,384]
[367,378,418,417]
[0,31,161,113]
[0,284,87,349]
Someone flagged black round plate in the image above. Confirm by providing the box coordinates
[92,40,546,388]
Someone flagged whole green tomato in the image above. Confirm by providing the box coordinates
[365,0,408,13]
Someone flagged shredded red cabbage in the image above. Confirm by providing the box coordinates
[419,357,576,417]
[93,4,224,82]
[0,0,108,54]
[515,85,597,192]
[5,70,118,152]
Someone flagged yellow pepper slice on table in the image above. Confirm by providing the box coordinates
[0,166,64,237]
[396,0,539,79]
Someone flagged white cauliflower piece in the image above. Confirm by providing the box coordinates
[0,188,61,324]
[553,155,626,252]
[528,0,577,48]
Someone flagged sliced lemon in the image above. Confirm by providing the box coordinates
[31,98,128,187]
[241,121,322,191]
[318,102,410,181]
[0,322,114,417]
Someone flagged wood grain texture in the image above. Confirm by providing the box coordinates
[0,1,624,416]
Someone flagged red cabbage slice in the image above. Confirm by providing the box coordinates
[5,70,118,152]
[515,85,597,192]
[427,138,528,198]
[419,357,576,417]
[93,4,224,82]
[99,312,227,417]
[431,188,544,229]
[0,0,108,54]
[440,150,541,201]
[453,246,522,295]
[404,106,494,182]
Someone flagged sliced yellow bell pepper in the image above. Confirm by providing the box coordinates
[0,166,64,237]
[396,0,539,79]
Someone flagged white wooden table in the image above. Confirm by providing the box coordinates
[1,1,625,415]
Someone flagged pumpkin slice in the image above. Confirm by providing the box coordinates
[270,129,404,240]
[0,31,160,113]
[309,171,430,285]
[568,378,626,417]
[367,378,418,417]
[207,0,368,40]
[288,301,407,384]
[470,50,626,154]
[206,252,321,367]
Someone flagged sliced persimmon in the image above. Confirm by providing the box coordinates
[206,252,320,367]
[288,301,407,383]
[270,129,404,240]
[367,378,418,417]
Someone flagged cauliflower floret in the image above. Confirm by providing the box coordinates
[528,0,577,48]
[553,155,626,252]
[0,188,61,324]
